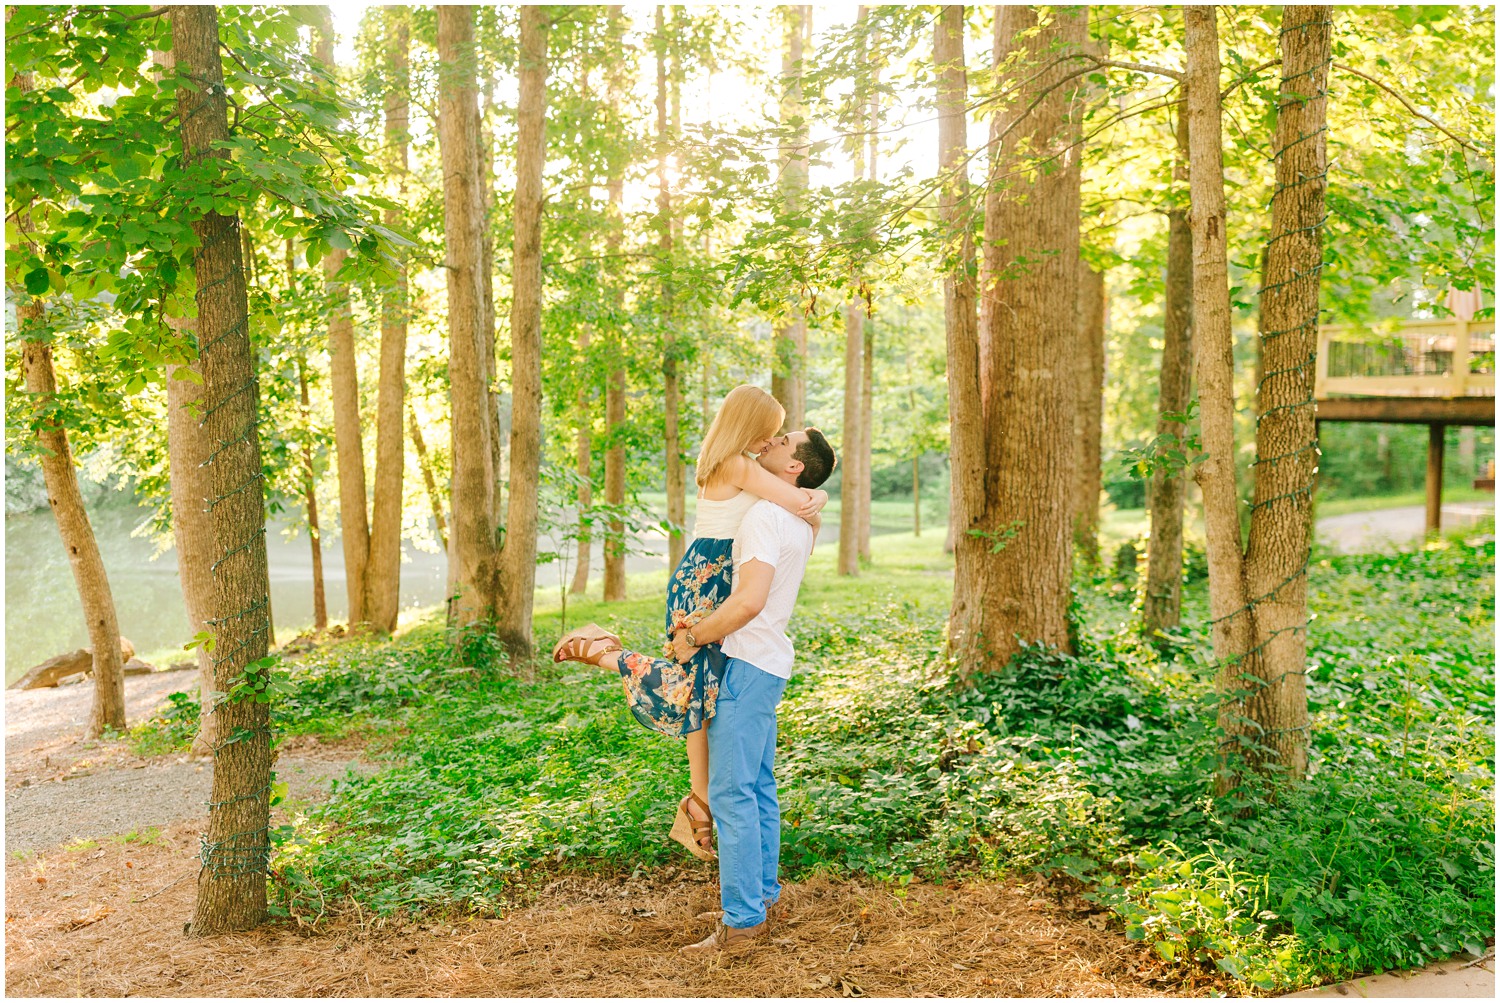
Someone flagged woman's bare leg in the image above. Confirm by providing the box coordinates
[686,723,710,807]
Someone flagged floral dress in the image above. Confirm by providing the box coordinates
[615,490,759,738]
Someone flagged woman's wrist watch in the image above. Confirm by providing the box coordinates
[684,629,699,648]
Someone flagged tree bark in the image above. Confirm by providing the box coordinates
[439,5,500,634]
[315,11,370,630]
[1143,93,1195,635]
[1236,5,1331,785]
[165,327,218,754]
[956,4,1087,674]
[656,5,686,572]
[771,4,810,428]
[174,2,272,935]
[492,3,548,662]
[1185,6,1258,790]
[408,404,446,552]
[480,69,504,535]
[838,6,871,578]
[856,21,879,564]
[296,357,328,630]
[20,337,128,739]
[602,4,628,603]
[935,4,984,636]
[1073,261,1106,567]
[366,7,410,635]
[570,325,594,595]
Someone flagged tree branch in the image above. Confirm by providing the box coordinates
[1333,62,1485,156]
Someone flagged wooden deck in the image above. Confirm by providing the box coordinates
[1313,317,1495,531]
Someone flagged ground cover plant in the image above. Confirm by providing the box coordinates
[131,529,1495,994]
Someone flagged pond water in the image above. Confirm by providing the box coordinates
[4,493,678,686]
[4,497,450,685]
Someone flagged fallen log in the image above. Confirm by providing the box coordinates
[11,637,137,690]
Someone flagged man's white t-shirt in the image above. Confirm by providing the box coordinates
[720,499,814,680]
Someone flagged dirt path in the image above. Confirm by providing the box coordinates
[4,669,372,856]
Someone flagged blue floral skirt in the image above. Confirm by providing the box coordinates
[615,536,733,738]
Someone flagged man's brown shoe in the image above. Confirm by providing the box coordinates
[679,920,768,955]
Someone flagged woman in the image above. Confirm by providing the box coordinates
[551,385,825,861]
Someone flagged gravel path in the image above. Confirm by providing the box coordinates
[1315,501,1494,553]
[4,668,373,855]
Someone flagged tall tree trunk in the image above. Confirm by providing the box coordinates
[569,325,594,596]
[296,357,328,630]
[285,238,328,632]
[19,339,128,739]
[1073,262,1106,566]
[9,62,125,740]
[935,4,983,620]
[656,5,686,572]
[316,11,369,630]
[366,7,410,635]
[1143,95,1195,634]
[407,404,447,552]
[771,4,810,427]
[480,66,504,533]
[174,2,272,935]
[439,4,500,634]
[492,3,548,661]
[153,38,216,749]
[838,5,870,578]
[955,4,1087,674]
[602,4,629,603]
[1185,6,1257,788]
[856,21,880,563]
[1236,6,1330,785]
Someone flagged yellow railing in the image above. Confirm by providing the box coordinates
[1316,319,1496,398]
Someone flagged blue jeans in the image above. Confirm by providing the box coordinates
[707,656,788,930]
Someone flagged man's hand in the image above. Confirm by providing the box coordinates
[670,629,701,664]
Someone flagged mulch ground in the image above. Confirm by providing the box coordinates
[4,821,1215,997]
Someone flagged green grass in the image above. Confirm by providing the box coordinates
[130,518,1495,993]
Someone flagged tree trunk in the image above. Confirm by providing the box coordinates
[935,4,984,635]
[20,336,128,738]
[1143,125,1195,636]
[771,5,810,428]
[439,5,500,634]
[856,22,879,564]
[8,61,125,740]
[316,11,369,630]
[480,70,504,534]
[366,7,410,635]
[913,453,921,536]
[492,3,548,661]
[957,4,1087,674]
[1184,6,1257,789]
[838,6,870,578]
[407,404,446,552]
[297,358,328,630]
[174,2,272,935]
[1073,262,1106,567]
[657,5,686,572]
[570,325,594,596]
[1236,6,1331,785]
[166,328,218,754]
[602,4,628,603]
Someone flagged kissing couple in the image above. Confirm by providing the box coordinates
[553,384,837,954]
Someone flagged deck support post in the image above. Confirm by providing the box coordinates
[1425,422,1446,535]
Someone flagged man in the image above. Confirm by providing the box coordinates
[670,427,837,954]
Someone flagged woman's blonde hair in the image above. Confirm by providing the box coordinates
[696,385,785,488]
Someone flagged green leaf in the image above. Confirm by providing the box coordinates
[24,268,50,295]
